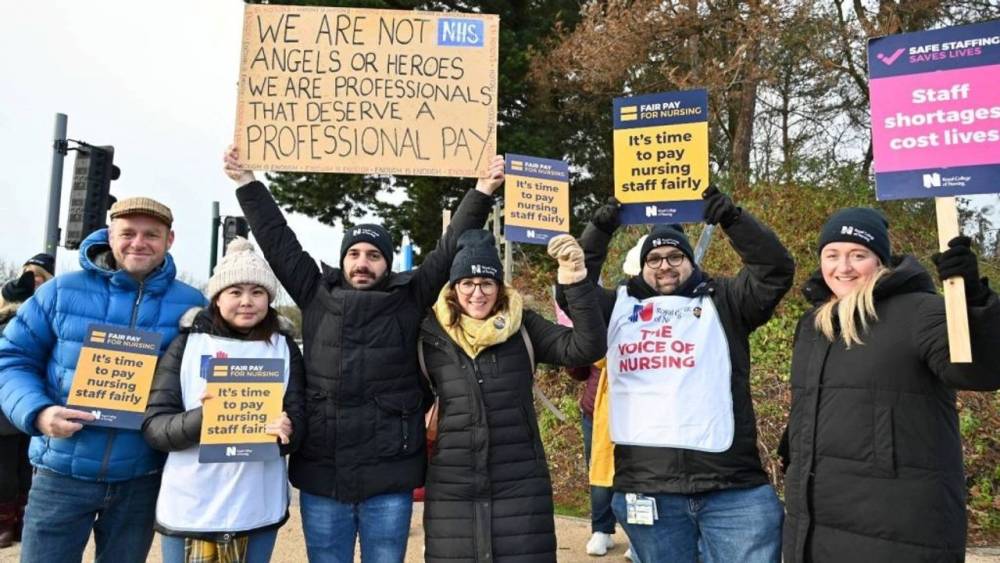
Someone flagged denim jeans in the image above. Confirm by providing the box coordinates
[299,490,412,563]
[612,484,783,563]
[20,468,160,563]
[581,412,617,535]
[160,527,278,563]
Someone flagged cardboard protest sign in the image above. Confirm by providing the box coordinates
[235,4,499,177]
[868,20,1000,200]
[199,358,284,463]
[613,89,709,224]
[67,325,163,429]
[504,154,570,244]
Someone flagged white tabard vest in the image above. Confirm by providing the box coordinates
[156,332,291,533]
[606,286,734,452]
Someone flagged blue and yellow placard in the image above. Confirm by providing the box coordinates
[67,324,163,429]
[199,358,284,464]
[613,89,709,224]
[504,154,570,244]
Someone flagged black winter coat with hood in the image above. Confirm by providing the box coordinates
[782,256,1000,563]
[236,181,493,502]
[565,210,795,494]
[420,281,607,563]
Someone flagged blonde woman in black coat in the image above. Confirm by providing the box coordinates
[782,208,1000,562]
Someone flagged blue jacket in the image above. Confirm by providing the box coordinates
[0,228,205,482]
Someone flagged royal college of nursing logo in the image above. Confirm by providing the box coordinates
[629,302,654,323]
[470,264,498,277]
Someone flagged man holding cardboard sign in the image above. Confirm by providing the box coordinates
[224,145,503,562]
[0,198,205,563]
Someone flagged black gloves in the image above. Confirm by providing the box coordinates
[702,185,741,228]
[1,271,36,303]
[592,197,621,235]
[932,236,991,306]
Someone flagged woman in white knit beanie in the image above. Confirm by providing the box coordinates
[143,237,306,563]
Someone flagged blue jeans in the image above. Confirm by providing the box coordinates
[612,484,783,563]
[20,468,160,563]
[581,412,616,534]
[160,527,278,563]
[300,490,412,563]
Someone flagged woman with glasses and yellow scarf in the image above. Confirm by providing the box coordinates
[419,230,606,563]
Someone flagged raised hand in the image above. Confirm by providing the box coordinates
[223,144,257,186]
[475,155,506,195]
[592,197,621,235]
[547,234,587,285]
[702,185,741,227]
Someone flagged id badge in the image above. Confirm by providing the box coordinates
[625,493,656,526]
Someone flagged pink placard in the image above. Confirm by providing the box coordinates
[870,64,1000,173]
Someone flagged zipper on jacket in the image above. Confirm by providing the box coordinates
[129,281,145,328]
[98,281,144,480]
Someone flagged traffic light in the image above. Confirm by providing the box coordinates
[65,145,120,249]
[222,216,250,255]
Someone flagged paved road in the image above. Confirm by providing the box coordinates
[3,497,998,562]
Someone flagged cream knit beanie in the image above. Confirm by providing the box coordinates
[207,237,279,301]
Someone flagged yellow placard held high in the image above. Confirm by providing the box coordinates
[613,89,709,223]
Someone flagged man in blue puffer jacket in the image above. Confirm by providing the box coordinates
[0,197,204,563]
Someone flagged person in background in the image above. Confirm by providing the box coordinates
[0,254,54,548]
[563,236,645,560]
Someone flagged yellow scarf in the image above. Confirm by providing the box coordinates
[432,284,523,359]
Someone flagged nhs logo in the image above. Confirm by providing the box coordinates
[437,19,484,47]
[923,173,941,189]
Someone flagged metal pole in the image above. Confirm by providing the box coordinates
[43,113,68,259]
[693,224,715,266]
[210,201,220,276]
[503,238,512,285]
[491,201,502,257]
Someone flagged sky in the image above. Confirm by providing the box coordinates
[2,3,996,286]
[0,1,351,285]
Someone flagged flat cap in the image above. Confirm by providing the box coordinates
[109,197,173,227]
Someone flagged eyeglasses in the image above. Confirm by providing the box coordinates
[646,252,687,269]
[456,280,499,296]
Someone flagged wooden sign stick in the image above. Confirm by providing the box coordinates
[935,196,972,363]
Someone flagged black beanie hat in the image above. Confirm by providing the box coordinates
[24,253,55,276]
[641,224,694,267]
[340,224,394,270]
[450,230,503,284]
[818,207,891,265]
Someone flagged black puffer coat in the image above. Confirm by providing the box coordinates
[237,181,492,502]
[566,211,794,494]
[783,257,1000,562]
[421,281,606,563]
